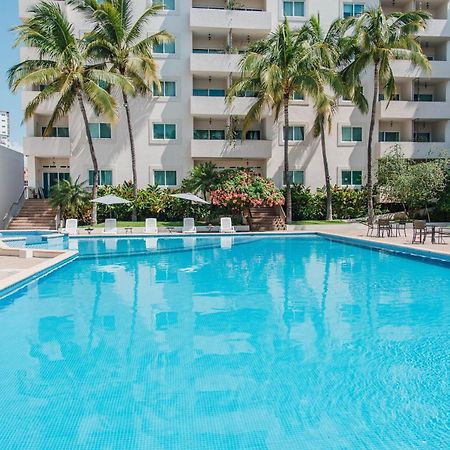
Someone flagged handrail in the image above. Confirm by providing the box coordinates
[1,186,29,230]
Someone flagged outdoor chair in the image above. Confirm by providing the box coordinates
[412,220,429,244]
[366,219,375,237]
[377,219,392,237]
[103,218,118,234]
[394,219,407,237]
[220,217,236,233]
[145,218,158,234]
[182,218,197,233]
[64,219,78,235]
[437,227,450,244]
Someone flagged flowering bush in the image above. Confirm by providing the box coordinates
[210,169,284,211]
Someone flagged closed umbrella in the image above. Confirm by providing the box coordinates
[91,194,130,218]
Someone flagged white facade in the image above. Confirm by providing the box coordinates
[0,111,10,148]
[19,0,450,197]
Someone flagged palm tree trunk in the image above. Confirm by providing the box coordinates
[320,121,333,221]
[77,92,99,225]
[283,96,292,223]
[122,90,138,222]
[367,63,379,222]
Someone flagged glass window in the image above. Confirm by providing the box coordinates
[342,126,363,142]
[88,170,112,186]
[379,131,400,142]
[193,89,208,96]
[246,130,261,140]
[283,1,304,17]
[57,127,69,138]
[89,123,100,139]
[285,170,305,185]
[154,170,177,186]
[341,170,362,186]
[343,3,364,18]
[153,0,175,10]
[210,130,225,140]
[154,81,176,97]
[292,91,304,100]
[193,129,209,139]
[287,126,305,141]
[414,93,433,102]
[153,123,177,140]
[209,89,225,97]
[414,132,431,143]
[153,40,175,54]
[89,123,111,139]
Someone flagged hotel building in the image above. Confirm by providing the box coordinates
[19,0,450,197]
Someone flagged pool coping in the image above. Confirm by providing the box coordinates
[0,231,448,299]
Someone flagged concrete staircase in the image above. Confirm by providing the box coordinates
[8,199,56,230]
[246,206,286,232]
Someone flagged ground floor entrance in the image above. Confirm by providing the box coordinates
[42,172,70,198]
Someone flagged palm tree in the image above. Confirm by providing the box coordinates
[49,177,91,221]
[227,18,323,223]
[8,1,133,224]
[182,162,219,200]
[70,0,173,221]
[342,7,430,221]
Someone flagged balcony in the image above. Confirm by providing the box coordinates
[23,137,71,158]
[378,100,450,120]
[191,96,261,117]
[421,19,450,38]
[21,91,60,115]
[190,7,271,34]
[391,60,450,78]
[377,142,449,159]
[190,53,242,75]
[191,139,272,159]
[20,0,66,19]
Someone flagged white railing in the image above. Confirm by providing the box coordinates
[1,186,29,230]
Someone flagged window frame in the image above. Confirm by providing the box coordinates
[152,0,176,11]
[88,122,112,139]
[88,169,113,186]
[343,2,364,18]
[341,125,363,143]
[341,169,363,187]
[283,1,305,18]
[153,169,177,187]
[152,123,177,140]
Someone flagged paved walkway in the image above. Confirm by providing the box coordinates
[0,256,49,282]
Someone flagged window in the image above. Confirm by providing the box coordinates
[245,130,261,140]
[292,91,305,101]
[414,132,431,143]
[343,3,364,18]
[41,127,69,137]
[154,170,177,186]
[193,129,225,140]
[88,170,112,186]
[153,40,175,54]
[379,131,400,142]
[152,0,175,10]
[285,170,305,185]
[287,126,305,141]
[379,93,400,101]
[342,126,363,142]
[192,89,225,97]
[341,170,362,186]
[283,1,305,17]
[153,81,176,97]
[414,93,433,102]
[153,123,177,140]
[89,123,111,139]
[237,90,257,97]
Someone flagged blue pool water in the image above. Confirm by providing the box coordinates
[0,235,448,449]
[0,230,59,245]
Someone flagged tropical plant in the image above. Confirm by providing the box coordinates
[210,169,284,211]
[182,162,220,200]
[377,146,448,219]
[8,1,133,224]
[69,0,173,221]
[49,177,91,221]
[227,18,323,223]
[341,7,430,221]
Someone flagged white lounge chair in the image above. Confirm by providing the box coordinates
[64,218,78,235]
[103,218,117,234]
[145,218,158,234]
[182,218,197,233]
[220,217,236,233]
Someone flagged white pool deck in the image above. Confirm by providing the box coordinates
[0,223,448,294]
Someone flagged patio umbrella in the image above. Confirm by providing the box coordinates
[170,193,210,204]
[91,194,130,218]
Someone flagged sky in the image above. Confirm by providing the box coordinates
[0,0,22,151]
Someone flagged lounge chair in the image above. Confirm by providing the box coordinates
[220,217,236,233]
[64,218,78,235]
[103,218,117,234]
[145,218,158,234]
[182,218,197,233]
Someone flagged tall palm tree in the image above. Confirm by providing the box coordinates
[227,18,323,223]
[8,1,133,224]
[70,0,173,221]
[342,7,430,221]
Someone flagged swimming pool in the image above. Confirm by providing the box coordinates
[0,230,60,245]
[0,235,448,449]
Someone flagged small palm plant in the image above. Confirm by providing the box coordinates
[8,1,133,224]
[182,162,220,200]
[49,177,91,222]
[227,18,323,223]
[70,0,173,221]
[342,7,430,221]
